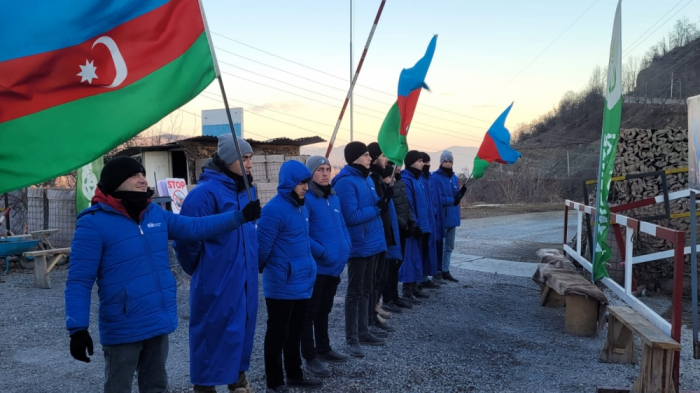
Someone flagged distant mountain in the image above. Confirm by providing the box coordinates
[301,144,478,175]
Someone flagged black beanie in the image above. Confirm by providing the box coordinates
[421,152,431,164]
[344,141,368,164]
[383,163,395,178]
[98,156,146,195]
[368,142,382,163]
[404,150,423,168]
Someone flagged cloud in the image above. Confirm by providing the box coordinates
[248,100,307,114]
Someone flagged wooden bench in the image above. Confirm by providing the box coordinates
[600,306,680,393]
[23,248,70,289]
[539,272,605,336]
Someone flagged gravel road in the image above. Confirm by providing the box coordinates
[0,262,648,393]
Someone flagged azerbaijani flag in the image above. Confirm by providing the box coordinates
[0,0,216,194]
[378,35,437,166]
[472,103,521,178]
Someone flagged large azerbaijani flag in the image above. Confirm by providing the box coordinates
[377,35,437,166]
[471,103,521,179]
[0,0,216,194]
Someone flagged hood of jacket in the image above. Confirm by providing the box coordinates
[277,160,312,203]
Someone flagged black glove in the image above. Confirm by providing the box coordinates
[412,225,423,239]
[70,330,94,363]
[454,185,467,205]
[453,196,462,206]
[377,196,390,213]
[383,186,394,200]
[242,200,261,222]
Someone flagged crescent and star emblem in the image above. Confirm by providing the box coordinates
[77,36,128,88]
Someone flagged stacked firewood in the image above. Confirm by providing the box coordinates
[580,128,693,288]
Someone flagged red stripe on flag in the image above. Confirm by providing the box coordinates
[476,133,501,163]
[0,0,204,124]
[397,89,422,136]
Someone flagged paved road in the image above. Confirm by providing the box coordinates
[453,210,578,263]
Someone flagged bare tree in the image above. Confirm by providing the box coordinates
[622,56,640,96]
[588,65,606,96]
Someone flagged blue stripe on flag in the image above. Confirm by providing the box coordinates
[0,0,170,62]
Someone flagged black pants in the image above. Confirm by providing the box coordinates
[301,275,340,361]
[264,298,309,389]
[436,239,444,272]
[345,254,378,344]
[370,252,388,325]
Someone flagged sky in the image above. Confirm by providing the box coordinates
[169,0,700,158]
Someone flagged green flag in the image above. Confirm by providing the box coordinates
[593,0,623,281]
[76,157,103,214]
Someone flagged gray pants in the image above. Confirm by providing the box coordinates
[345,254,379,345]
[103,334,169,393]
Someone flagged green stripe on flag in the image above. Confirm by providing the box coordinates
[0,32,215,194]
[377,102,408,166]
[472,156,490,179]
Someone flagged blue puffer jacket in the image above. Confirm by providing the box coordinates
[331,165,386,258]
[258,160,317,300]
[431,168,462,229]
[398,169,430,283]
[387,200,402,260]
[173,161,259,386]
[421,173,439,276]
[305,181,352,277]
[66,189,243,346]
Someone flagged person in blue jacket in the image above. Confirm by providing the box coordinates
[331,142,390,357]
[173,135,261,393]
[381,162,404,314]
[257,160,322,393]
[300,156,352,378]
[430,150,467,283]
[419,152,440,289]
[399,151,432,302]
[65,156,259,393]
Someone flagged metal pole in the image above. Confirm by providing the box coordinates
[3,194,9,232]
[692,190,699,359]
[567,150,570,178]
[326,0,387,158]
[671,71,674,99]
[198,0,253,201]
[350,0,354,142]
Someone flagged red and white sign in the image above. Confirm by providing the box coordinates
[158,178,188,214]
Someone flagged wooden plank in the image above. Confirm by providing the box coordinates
[33,255,50,289]
[29,229,59,235]
[600,315,636,364]
[23,248,70,258]
[608,306,680,350]
[565,294,599,336]
[46,254,64,274]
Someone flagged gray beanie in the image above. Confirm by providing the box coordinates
[306,155,331,174]
[440,150,454,164]
[218,133,253,165]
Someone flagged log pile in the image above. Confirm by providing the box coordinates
[581,127,694,288]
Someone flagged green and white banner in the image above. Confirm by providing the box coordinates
[76,156,103,214]
[593,0,623,281]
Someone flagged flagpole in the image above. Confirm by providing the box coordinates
[198,0,254,201]
[326,0,387,158]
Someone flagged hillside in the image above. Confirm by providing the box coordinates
[513,34,700,181]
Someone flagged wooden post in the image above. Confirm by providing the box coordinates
[33,255,50,289]
[600,315,637,364]
[565,294,598,336]
[631,345,676,393]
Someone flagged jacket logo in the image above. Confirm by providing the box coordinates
[146,223,161,228]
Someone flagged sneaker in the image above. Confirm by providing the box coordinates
[382,302,402,313]
[227,372,252,393]
[359,333,386,346]
[318,349,350,362]
[305,357,331,378]
[403,294,422,305]
[376,320,396,332]
[433,272,446,283]
[376,304,392,319]
[266,386,289,393]
[369,325,389,338]
[346,343,366,357]
[413,289,430,299]
[443,271,459,282]
[394,298,413,309]
[420,280,440,289]
[287,373,323,389]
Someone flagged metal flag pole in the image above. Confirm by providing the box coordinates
[325,0,387,158]
[198,0,253,201]
[350,0,354,142]
[692,190,699,359]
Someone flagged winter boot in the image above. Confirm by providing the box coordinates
[305,357,331,378]
[443,271,459,282]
